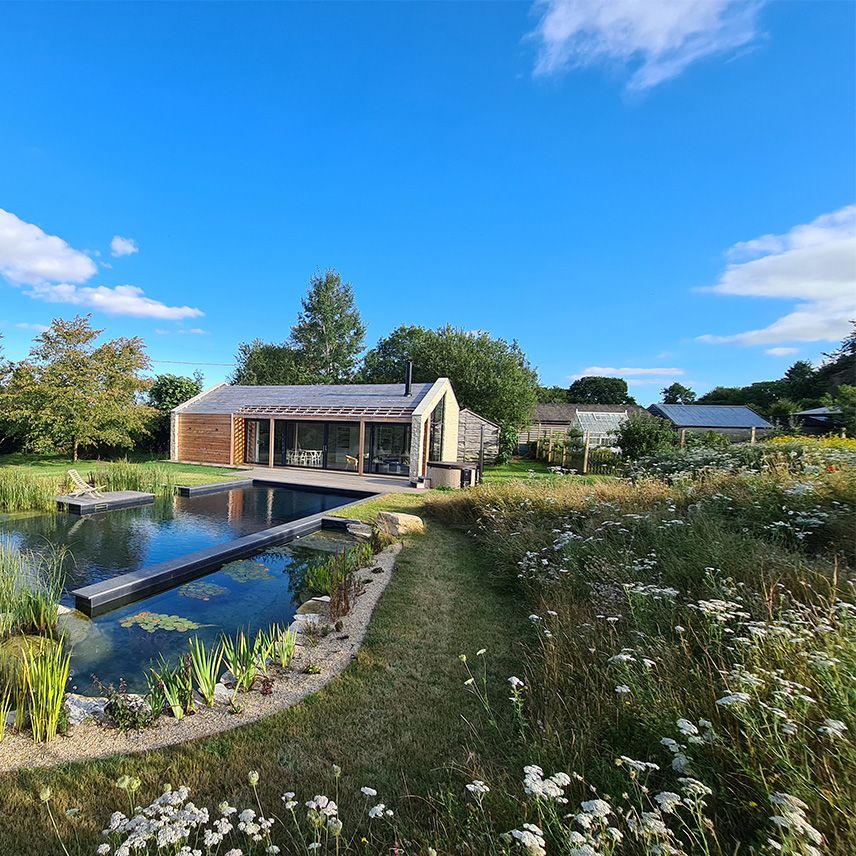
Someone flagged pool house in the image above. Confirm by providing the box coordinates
[170,378,460,484]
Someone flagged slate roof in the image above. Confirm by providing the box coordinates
[648,404,772,429]
[176,382,435,417]
[532,403,643,423]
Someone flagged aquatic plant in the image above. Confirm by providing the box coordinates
[0,542,67,637]
[119,612,201,633]
[260,624,297,669]
[189,636,223,707]
[149,654,195,720]
[178,580,229,600]
[23,638,70,743]
[221,628,272,693]
[0,468,59,513]
[221,559,274,583]
[85,459,177,496]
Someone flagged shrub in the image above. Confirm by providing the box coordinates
[612,411,677,459]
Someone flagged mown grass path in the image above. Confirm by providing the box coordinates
[0,501,528,854]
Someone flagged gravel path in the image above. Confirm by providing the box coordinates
[0,543,401,773]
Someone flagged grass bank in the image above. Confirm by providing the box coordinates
[0,496,528,855]
[0,454,245,512]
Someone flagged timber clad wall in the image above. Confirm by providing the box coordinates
[458,409,500,464]
[176,414,232,464]
[232,417,246,466]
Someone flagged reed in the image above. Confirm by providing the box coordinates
[189,636,223,707]
[0,468,59,513]
[221,628,272,693]
[86,459,177,496]
[0,542,66,637]
[149,654,195,720]
[261,624,297,669]
[23,639,70,743]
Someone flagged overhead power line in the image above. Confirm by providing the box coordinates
[150,359,235,366]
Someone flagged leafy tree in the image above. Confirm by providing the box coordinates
[231,339,309,385]
[0,315,151,460]
[612,412,676,459]
[783,360,821,402]
[537,385,571,404]
[697,386,746,406]
[567,376,636,405]
[822,384,856,437]
[359,325,431,383]
[362,324,540,459]
[289,268,367,382]
[146,372,204,451]
[661,382,697,404]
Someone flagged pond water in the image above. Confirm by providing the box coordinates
[0,483,366,694]
[61,529,356,695]
[0,484,356,601]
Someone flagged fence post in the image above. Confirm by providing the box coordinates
[548,432,554,464]
[750,426,757,444]
[680,429,687,447]
[562,445,567,468]
[583,431,591,474]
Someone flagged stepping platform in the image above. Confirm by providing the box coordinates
[56,490,156,516]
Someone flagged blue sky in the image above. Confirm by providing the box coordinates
[1,1,853,404]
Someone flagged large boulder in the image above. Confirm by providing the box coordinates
[375,512,425,538]
[65,693,109,726]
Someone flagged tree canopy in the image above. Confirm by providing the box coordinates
[361,325,540,455]
[536,385,571,404]
[289,268,367,382]
[0,315,152,460]
[661,382,697,405]
[146,372,204,452]
[231,339,309,385]
[567,376,636,405]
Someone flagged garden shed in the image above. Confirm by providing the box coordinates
[647,404,772,441]
[518,403,643,453]
[170,379,459,484]
[457,408,501,465]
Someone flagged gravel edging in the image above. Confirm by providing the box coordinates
[0,543,402,773]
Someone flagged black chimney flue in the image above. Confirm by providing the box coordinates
[404,360,413,396]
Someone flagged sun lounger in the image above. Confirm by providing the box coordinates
[67,469,107,498]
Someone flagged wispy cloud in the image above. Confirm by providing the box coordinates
[698,205,856,346]
[0,208,97,285]
[25,283,203,321]
[15,322,50,332]
[188,328,209,335]
[110,235,139,258]
[765,347,798,357]
[0,209,203,321]
[530,0,765,91]
[571,366,685,378]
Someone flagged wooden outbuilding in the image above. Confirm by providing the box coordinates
[170,379,459,485]
[457,408,501,465]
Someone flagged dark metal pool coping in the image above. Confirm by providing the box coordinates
[72,480,378,617]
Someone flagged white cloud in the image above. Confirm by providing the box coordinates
[530,0,764,91]
[25,283,203,321]
[15,322,49,332]
[765,347,798,357]
[0,208,97,286]
[155,329,170,335]
[110,235,139,258]
[571,366,685,379]
[188,328,209,335]
[698,205,856,346]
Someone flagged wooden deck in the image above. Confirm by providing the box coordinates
[55,490,156,515]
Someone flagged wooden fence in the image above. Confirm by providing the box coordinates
[532,431,621,476]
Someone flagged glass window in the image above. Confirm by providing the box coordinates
[279,421,325,468]
[369,424,411,476]
[429,394,446,461]
[245,419,271,464]
[326,423,360,471]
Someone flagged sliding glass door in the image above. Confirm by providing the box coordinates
[245,419,271,465]
[272,421,361,471]
[368,424,411,475]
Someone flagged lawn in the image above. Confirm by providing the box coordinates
[482,457,606,484]
[0,452,244,485]
[0,494,528,855]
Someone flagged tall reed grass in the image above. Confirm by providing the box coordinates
[0,468,60,512]
[86,459,177,495]
[0,541,66,636]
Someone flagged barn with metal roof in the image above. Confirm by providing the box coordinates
[647,404,772,440]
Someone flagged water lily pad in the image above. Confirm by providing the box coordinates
[120,612,201,633]
[221,559,274,583]
[179,581,229,601]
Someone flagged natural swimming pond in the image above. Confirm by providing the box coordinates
[0,483,359,599]
[60,529,357,695]
[0,482,370,694]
